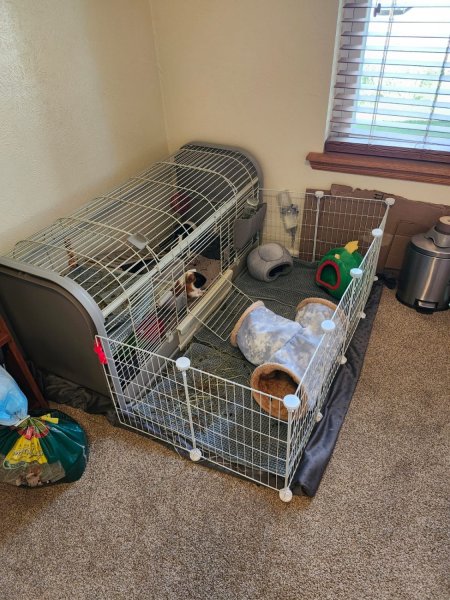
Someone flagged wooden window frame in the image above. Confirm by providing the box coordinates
[306,149,450,186]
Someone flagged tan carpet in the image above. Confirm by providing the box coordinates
[1,289,449,600]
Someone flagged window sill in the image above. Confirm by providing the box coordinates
[306,152,450,186]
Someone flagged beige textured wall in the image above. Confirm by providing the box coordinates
[151,0,450,205]
[0,0,168,253]
[1,0,448,257]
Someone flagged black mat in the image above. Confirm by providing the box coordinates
[291,280,383,496]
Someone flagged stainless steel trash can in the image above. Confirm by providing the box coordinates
[397,216,450,312]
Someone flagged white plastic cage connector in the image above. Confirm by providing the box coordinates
[279,487,293,503]
[311,191,325,261]
[370,232,382,281]
[176,357,191,371]
[189,448,202,462]
[350,268,364,280]
[176,356,203,462]
[282,394,301,412]
[321,319,336,333]
[280,394,301,502]
[385,197,395,206]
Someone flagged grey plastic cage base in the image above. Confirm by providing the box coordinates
[0,262,111,396]
[187,140,264,188]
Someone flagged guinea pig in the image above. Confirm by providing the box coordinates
[183,269,207,299]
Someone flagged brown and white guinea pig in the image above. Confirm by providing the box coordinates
[174,269,207,299]
[184,269,207,298]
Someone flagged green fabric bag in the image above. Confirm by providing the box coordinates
[0,409,88,487]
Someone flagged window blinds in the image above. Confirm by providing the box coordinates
[327,1,450,157]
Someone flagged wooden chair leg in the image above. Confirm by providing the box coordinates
[0,316,48,409]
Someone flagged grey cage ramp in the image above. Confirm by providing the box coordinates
[0,142,264,396]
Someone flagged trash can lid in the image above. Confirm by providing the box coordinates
[436,216,450,235]
[411,228,450,258]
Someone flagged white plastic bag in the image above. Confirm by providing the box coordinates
[0,366,28,426]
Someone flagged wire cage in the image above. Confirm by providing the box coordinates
[0,143,264,395]
[97,189,392,502]
[9,143,261,344]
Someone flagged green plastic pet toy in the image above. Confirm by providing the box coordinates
[315,240,363,299]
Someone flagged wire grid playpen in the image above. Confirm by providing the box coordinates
[98,189,392,502]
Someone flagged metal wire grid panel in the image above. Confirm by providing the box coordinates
[192,191,388,346]
[100,337,291,491]
[340,215,387,354]
[10,146,258,276]
[190,278,255,341]
[261,189,387,262]
[286,211,389,486]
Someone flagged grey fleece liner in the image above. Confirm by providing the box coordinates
[195,258,330,354]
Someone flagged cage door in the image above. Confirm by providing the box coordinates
[177,273,254,344]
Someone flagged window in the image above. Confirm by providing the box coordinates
[308,1,450,184]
